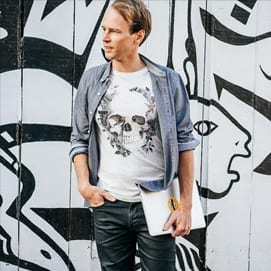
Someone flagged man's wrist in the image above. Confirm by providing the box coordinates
[78,181,92,192]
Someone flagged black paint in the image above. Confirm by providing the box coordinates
[32,208,94,241]
[200,8,271,45]
[231,4,251,25]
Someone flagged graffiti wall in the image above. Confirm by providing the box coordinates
[0,0,270,270]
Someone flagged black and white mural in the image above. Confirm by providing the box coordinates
[0,0,270,270]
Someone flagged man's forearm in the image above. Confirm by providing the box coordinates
[73,153,91,190]
[164,149,195,236]
[178,149,194,209]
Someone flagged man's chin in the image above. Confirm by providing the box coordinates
[101,48,112,62]
[106,55,113,60]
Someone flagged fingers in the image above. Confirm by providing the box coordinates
[90,201,105,208]
[102,191,116,202]
[164,211,191,237]
[172,226,191,237]
[163,215,175,231]
[79,184,116,206]
[89,189,116,207]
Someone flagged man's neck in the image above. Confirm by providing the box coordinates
[112,54,146,73]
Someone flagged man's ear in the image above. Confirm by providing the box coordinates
[135,29,145,45]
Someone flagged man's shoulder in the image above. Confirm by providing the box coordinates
[142,55,180,78]
[82,62,109,80]
[153,61,180,77]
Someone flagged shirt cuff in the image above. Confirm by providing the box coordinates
[178,138,200,152]
[69,146,88,161]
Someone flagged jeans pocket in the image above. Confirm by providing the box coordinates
[91,199,115,210]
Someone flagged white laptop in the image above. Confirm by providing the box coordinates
[140,178,205,236]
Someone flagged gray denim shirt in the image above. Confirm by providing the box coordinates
[70,55,199,192]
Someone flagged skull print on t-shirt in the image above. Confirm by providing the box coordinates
[96,82,158,157]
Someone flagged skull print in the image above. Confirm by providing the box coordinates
[96,85,157,157]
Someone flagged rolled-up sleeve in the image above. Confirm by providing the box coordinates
[69,72,90,161]
[173,73,199,152]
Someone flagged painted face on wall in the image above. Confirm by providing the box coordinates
[190,99,251,199]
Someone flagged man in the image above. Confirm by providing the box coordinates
[70,0,199,270]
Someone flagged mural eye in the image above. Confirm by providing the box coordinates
[193,120,218,136]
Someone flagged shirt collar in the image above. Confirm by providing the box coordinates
[99,54,166,83]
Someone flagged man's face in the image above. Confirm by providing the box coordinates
[101,7,139,63]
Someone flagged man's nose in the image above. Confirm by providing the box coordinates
[102,31,110,42]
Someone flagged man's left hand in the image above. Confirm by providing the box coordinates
[163,208,192,237]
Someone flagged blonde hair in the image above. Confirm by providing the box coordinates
[111,0,152,45]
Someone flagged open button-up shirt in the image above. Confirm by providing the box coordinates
[70,55,199,192]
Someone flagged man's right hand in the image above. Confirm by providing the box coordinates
[78,183,116,207]
[73,153,116,206]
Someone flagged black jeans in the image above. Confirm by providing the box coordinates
[93,200,176,271]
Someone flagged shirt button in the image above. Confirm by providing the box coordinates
[97,92,101,96]
[90,111,93,114]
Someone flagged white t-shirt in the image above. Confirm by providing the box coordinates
[95,67,164,202]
